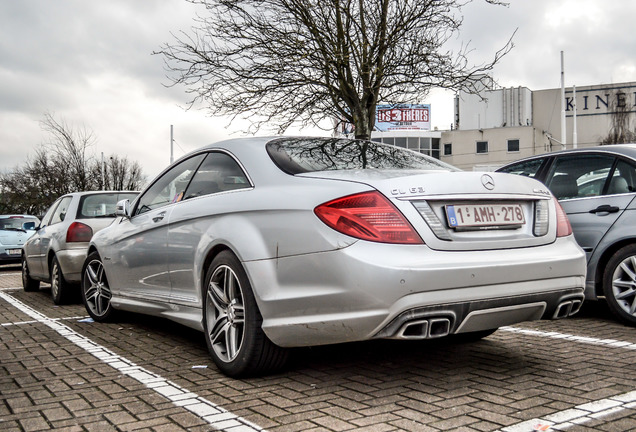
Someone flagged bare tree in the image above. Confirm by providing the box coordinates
[40,112,97,191]
[157,0,513,139]
[93,155,146,191]
[602,90,636,145]
[0,114,146,215]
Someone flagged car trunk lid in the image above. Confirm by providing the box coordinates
[299,170,557,251]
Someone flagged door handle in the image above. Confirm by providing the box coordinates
[152,212,166,222]
[589,205,619,214]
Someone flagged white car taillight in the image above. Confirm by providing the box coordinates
[533,199,549,237]
[554,197,573,237]
[314,191,423,244]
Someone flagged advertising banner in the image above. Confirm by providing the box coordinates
[375,104,431,131]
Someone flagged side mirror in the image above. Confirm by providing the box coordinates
[115,199,131,218]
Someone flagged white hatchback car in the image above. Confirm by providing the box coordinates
[0,215,39,264]
[22,191,138,304]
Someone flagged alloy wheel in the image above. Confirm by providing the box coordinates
[83,258,113,317]
[51,261,61,299]
[611,255,636,318]
[206,265,245,363]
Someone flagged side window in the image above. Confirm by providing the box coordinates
[498,158,545,178]
[39,200,60,227]
[547,154,614,200]
[134,154,205,216]
[49,196,73,225]
[183,152,251,200]
[607,159,636,195]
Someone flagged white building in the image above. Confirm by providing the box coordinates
[441,80,636,170]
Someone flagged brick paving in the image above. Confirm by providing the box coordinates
[1,264,635,431]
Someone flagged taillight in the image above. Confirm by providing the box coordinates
[66,222,93,243]
[554,197,572,237]
[314,191,423,244]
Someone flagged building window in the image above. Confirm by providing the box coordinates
[507,139,520,152]
[395,137,407,148]
[407,137,420,150]
[444,143,452,155]
[476,141,488,154]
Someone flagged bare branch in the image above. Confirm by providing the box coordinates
[156,0,513,139]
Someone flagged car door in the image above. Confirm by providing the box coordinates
[167,151,253,306]
[544,153,636,259]
[106,154,206,301]
[24,196,73,279]
[24,202,55,277]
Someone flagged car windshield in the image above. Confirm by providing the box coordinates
[0,216,39,231]
[266,137,458,174]
[77,193,138,218]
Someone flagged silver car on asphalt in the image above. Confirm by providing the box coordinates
[81,137,586,376]
[22,191,138,304]
[498,144,636,326]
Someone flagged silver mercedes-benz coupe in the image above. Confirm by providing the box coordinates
[81,137,586,376]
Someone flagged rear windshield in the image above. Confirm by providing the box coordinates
[266,137,457,174]
[77,193,138,219]
[0,216,39,231]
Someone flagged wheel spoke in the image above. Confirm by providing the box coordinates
[619,260,636,282]
[85,285,99,302]
[226,324,239,359]
[210,313,229,341]
[234,305,245,323]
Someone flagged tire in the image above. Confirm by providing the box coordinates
[603,244,636,326]
[203,250,288,377]
[22,257,40,292]
[50,256,71,305]
[81,251,117,322]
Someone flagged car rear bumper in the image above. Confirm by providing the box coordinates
[56,247,89,283]
[0,247,23,263]
[245,237,587,347]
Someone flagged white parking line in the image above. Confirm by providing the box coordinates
[499,326,636,431]
[1,315,89,327]
[500,326,636,350]
[500,393,636,431]
[0,292,265,432]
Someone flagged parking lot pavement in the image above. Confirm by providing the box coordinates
[1,266,635,432]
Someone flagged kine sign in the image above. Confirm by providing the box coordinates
[565,85,636,116]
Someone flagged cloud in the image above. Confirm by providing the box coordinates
[2,0,636,181]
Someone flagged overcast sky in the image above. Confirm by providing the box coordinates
[1,0,635,181]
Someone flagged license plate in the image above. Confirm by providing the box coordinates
[446,203,525,228]
[6,249,21,256]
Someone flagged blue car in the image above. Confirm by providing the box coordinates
[0,215,39,264]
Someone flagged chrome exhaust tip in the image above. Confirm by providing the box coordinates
[395,317,452,340]
[397,320,429,339]
[428,318,451,338]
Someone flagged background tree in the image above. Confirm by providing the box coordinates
[157,0,513,139]
[93,155,146,191]
[0,114,146,215]
[602,90,636,144]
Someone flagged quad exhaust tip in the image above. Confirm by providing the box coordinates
[396,317,451,340]
[553,299,583,319]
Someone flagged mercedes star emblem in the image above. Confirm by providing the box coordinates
[481,174,495,190]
